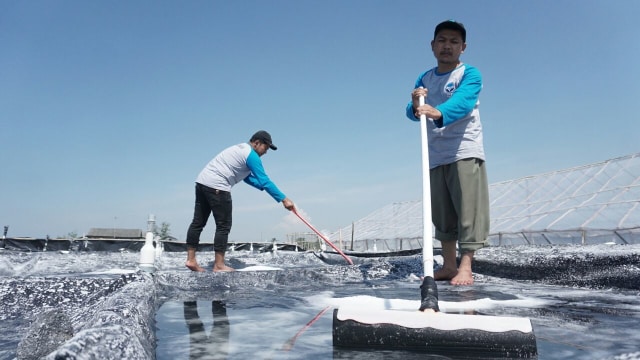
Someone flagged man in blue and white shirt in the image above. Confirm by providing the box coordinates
[406,20,489,286]
[185,130,295,272]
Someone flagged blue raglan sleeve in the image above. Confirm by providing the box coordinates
[405,71,428,122]
[243,150,287,202]
[436,66,482,127]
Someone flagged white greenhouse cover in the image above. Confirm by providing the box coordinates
[326,153,640,251]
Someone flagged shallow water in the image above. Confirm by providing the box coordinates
[1,246,639,359]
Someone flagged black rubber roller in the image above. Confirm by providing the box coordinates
[333,307,537,358]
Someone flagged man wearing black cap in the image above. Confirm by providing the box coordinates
[405,20,489,286]
[185,130,295,272]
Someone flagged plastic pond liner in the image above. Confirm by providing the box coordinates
[1,244,639,359]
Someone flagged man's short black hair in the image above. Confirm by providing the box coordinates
[434,20,466,43]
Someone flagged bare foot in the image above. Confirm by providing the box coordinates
[419,309,438,314]
[213,265,235,272]
[434,267,458,281]
[450,268,474,286]
[185,261,206,272]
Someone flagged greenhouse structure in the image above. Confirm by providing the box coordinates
[321,153,640,253]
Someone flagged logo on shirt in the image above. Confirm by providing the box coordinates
[444,81,458,95]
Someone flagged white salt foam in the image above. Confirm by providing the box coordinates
[237,265,283,272]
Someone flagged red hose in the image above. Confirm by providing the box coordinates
[293,208,354,265]
[282,306,331,351]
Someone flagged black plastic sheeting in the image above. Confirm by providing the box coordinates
[1,274,154,360]
[1,238,302,253]
[473,245,640,291]
[1,244,639,359]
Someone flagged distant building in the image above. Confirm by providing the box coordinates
[85,228,144,239]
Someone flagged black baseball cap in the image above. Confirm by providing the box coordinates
[250,130,277,150]
[434,20,466,43]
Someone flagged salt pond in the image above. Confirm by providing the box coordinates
[1,245,639,359]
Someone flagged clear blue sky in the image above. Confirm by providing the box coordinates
[2,0,639,242]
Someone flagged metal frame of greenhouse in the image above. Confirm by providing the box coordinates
[318,153,640,252]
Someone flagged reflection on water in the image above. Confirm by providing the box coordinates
[156,298,336,360]
[156,299,466,360]
[183,301,230,360]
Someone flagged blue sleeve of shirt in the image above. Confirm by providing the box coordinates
[405,67,482,127]
[243,150,287,202]
[436,66,482,127]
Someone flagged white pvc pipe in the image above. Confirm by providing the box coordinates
[419,94,434,278]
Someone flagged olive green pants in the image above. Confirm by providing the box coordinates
[430,158,489,253]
